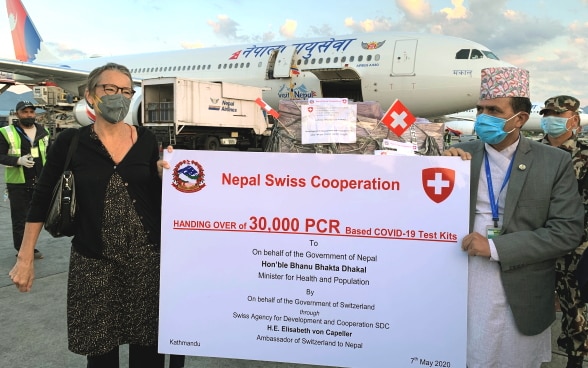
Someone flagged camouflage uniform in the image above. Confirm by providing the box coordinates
[540,95,588,359]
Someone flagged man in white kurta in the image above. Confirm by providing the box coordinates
[468,141,551,367]
[444,67,584,368]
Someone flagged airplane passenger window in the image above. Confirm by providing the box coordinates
[297,59,302,65]
[223,64,227,69]
[303,59,309,65]
[358,55,363,62]
[375,55,380,61]
[311,59,316,64]
[229,64,233,69]
[455,49,470,59]
[240,63,244,68]
[349,56,355,62]
[258,62,262,68]
[245,63,250,68]
[367,55,372,61]
[341,56,346,63]
[334,57,339,63]
[318,58,323,64]
[326,57,331,63]
[470,49,483,59]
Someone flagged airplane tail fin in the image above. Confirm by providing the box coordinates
[6,0,56,62]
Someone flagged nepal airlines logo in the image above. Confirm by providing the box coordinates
[172,160,206,193]
[421,168,455,203]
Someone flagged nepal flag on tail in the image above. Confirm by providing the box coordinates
[381,99,416,137]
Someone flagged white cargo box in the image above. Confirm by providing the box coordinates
[142,77,268,135]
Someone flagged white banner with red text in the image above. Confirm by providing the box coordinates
[158,150,470,368]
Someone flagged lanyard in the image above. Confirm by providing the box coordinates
[484,150,516,228]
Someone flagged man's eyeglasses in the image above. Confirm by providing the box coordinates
[97,84,135,98]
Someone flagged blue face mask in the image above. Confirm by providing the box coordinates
[474,113,519,145]
[541,116,570,138]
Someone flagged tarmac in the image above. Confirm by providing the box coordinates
[0,163,580,368]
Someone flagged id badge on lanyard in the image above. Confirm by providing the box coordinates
[486,225,501,239]
[484,150,515,239]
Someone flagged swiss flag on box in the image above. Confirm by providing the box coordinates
[381,99,416,137]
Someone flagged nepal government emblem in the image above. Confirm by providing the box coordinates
[172,159,206,193]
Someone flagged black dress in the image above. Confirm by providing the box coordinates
[66,147,160,355]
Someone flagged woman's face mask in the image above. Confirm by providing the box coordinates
[94,94,131,124]
[474,112,519,145]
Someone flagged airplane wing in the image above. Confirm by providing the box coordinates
[0,59,90,82]
[0,59,142,85]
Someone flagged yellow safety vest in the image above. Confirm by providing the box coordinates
[0,125,49,184]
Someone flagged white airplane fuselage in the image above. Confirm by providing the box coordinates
[1,9,515,121]
[59,33,511,118]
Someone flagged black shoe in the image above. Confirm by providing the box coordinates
[567,355,584,368]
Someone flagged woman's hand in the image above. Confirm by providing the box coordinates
[9,256,35,292]
[157,145,174,178]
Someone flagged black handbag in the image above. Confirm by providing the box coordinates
[44,130,79,237]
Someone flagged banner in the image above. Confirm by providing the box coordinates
[159,150,470,368]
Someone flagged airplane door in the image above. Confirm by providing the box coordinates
[273,45,297,78]
[392,39,417,76]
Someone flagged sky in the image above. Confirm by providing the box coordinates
[0,0,588,107]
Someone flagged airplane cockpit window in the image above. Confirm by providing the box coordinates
[456,49,470,59]
[470,49,483,59]
[482,50,500,60]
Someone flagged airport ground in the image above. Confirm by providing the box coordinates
[0,165,579,367]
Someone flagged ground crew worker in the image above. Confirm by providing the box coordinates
[0,100,49,258]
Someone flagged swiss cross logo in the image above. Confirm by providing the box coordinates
[381,99,416,136]
[422,168,455,203]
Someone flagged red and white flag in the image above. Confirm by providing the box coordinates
[381,99,416,137]
[255,97,280,119]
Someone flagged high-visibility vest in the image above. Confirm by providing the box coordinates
[0,125,49,184]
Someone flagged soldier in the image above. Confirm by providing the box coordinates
[0,100,50,259]
[540,95,588,368]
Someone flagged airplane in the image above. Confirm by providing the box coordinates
[444,103,588,135]
[1,0,516,126]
